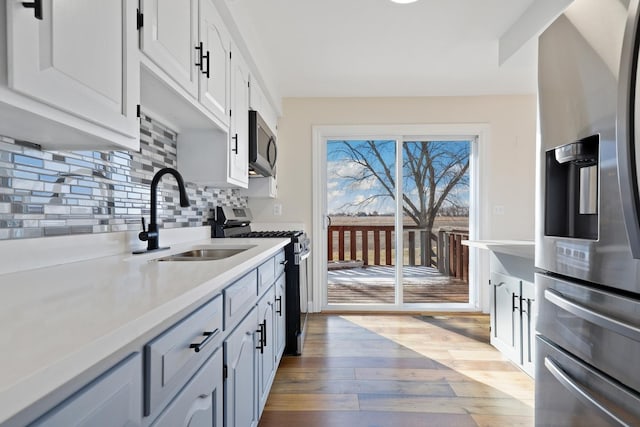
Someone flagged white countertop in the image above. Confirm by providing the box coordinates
[462,239,535,259]
[0,232,289,424]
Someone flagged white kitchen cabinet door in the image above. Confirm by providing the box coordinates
[228,46,250,188]
[6,0,139,140]
[198,0,230,126]
[249,79,278,136]
[140,0,199,97]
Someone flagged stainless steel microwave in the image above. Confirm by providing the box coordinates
[248,110,277,177]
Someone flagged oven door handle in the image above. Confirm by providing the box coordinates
[544,289,640,342]
[544,357,631,427]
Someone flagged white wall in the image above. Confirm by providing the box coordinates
[248,95,537,310]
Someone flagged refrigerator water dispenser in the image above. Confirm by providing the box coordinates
[545,134,599,239]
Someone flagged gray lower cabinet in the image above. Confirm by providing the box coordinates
[274,274,286,364]
[224,305,259,427]
[13,250,286,427]
[257,287,276,416]
[490,271,521,362]
[30,353,141,427]
[150,349,223,427]
[145,296,223,419]
[489,252,536,377]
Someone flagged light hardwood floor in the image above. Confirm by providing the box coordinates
[260,314,534,427]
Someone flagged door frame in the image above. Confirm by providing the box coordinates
[311,123,490,312]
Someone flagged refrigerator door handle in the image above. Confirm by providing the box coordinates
[617,0,640,259]
[545,289,640,342]
[544,357,631,427]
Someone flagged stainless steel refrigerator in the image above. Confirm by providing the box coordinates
[536,0,640,425]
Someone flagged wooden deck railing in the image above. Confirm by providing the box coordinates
[328,225,468,282]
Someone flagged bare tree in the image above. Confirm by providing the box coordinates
[329,139,469,262]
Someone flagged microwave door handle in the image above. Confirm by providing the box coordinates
[617,0,640,259]
[267,137,277,168]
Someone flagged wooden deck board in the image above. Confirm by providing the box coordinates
[328,266,469,304]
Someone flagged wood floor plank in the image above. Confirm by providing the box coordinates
[358,395,534,417]
[260,411,479,427]
[270,378,457,396]
[264,393,359,411]
[259,314,534,427]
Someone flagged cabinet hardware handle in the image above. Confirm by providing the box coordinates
[276,296,282,315]
[262,320,267,347]
[189,328,219,353]
[511,293,519,312]
[256,324,264,354]
[195,42,204,70]
[22,0,42,20]
[232,134,238,154]
[203,50,210,78]
[280,260,288,266]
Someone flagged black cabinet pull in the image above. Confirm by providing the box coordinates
[22,0,42,20]
[232,134,238,154]
[203,50,210,78]
[276,296,282,315]
[255,324,264,354]
[189,328,219,353]
[195,42,204,70]
[511,293,520,312]
[280,260,288,266]
[262,320,267,347]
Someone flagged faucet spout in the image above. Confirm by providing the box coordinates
[137,167,190,252]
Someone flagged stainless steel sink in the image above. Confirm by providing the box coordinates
[157,246,255,261]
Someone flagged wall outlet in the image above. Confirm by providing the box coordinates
[493,205,505,215]
[273,203,282,216]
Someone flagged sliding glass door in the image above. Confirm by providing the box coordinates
[323,136,472,309]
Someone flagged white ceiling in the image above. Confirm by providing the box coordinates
[222,0,570,100]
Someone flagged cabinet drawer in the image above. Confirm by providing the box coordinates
[275,250,286,278]
[32,353,141,427]
[151,348,223,427]
[224,271,258,328]
[144,296,223,417]
[258,257,275,295]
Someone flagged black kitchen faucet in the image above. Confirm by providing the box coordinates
[134,167,190,253]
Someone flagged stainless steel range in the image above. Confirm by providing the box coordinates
[213,206,310,355]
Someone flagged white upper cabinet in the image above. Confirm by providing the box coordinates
[139,0,230,128]
[199,0,230,126]
[139,0,199,97]
[249,78,278,136]
[229,45,249,187]
[1,0,139,150]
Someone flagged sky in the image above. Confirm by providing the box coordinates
[326,139,471,216]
